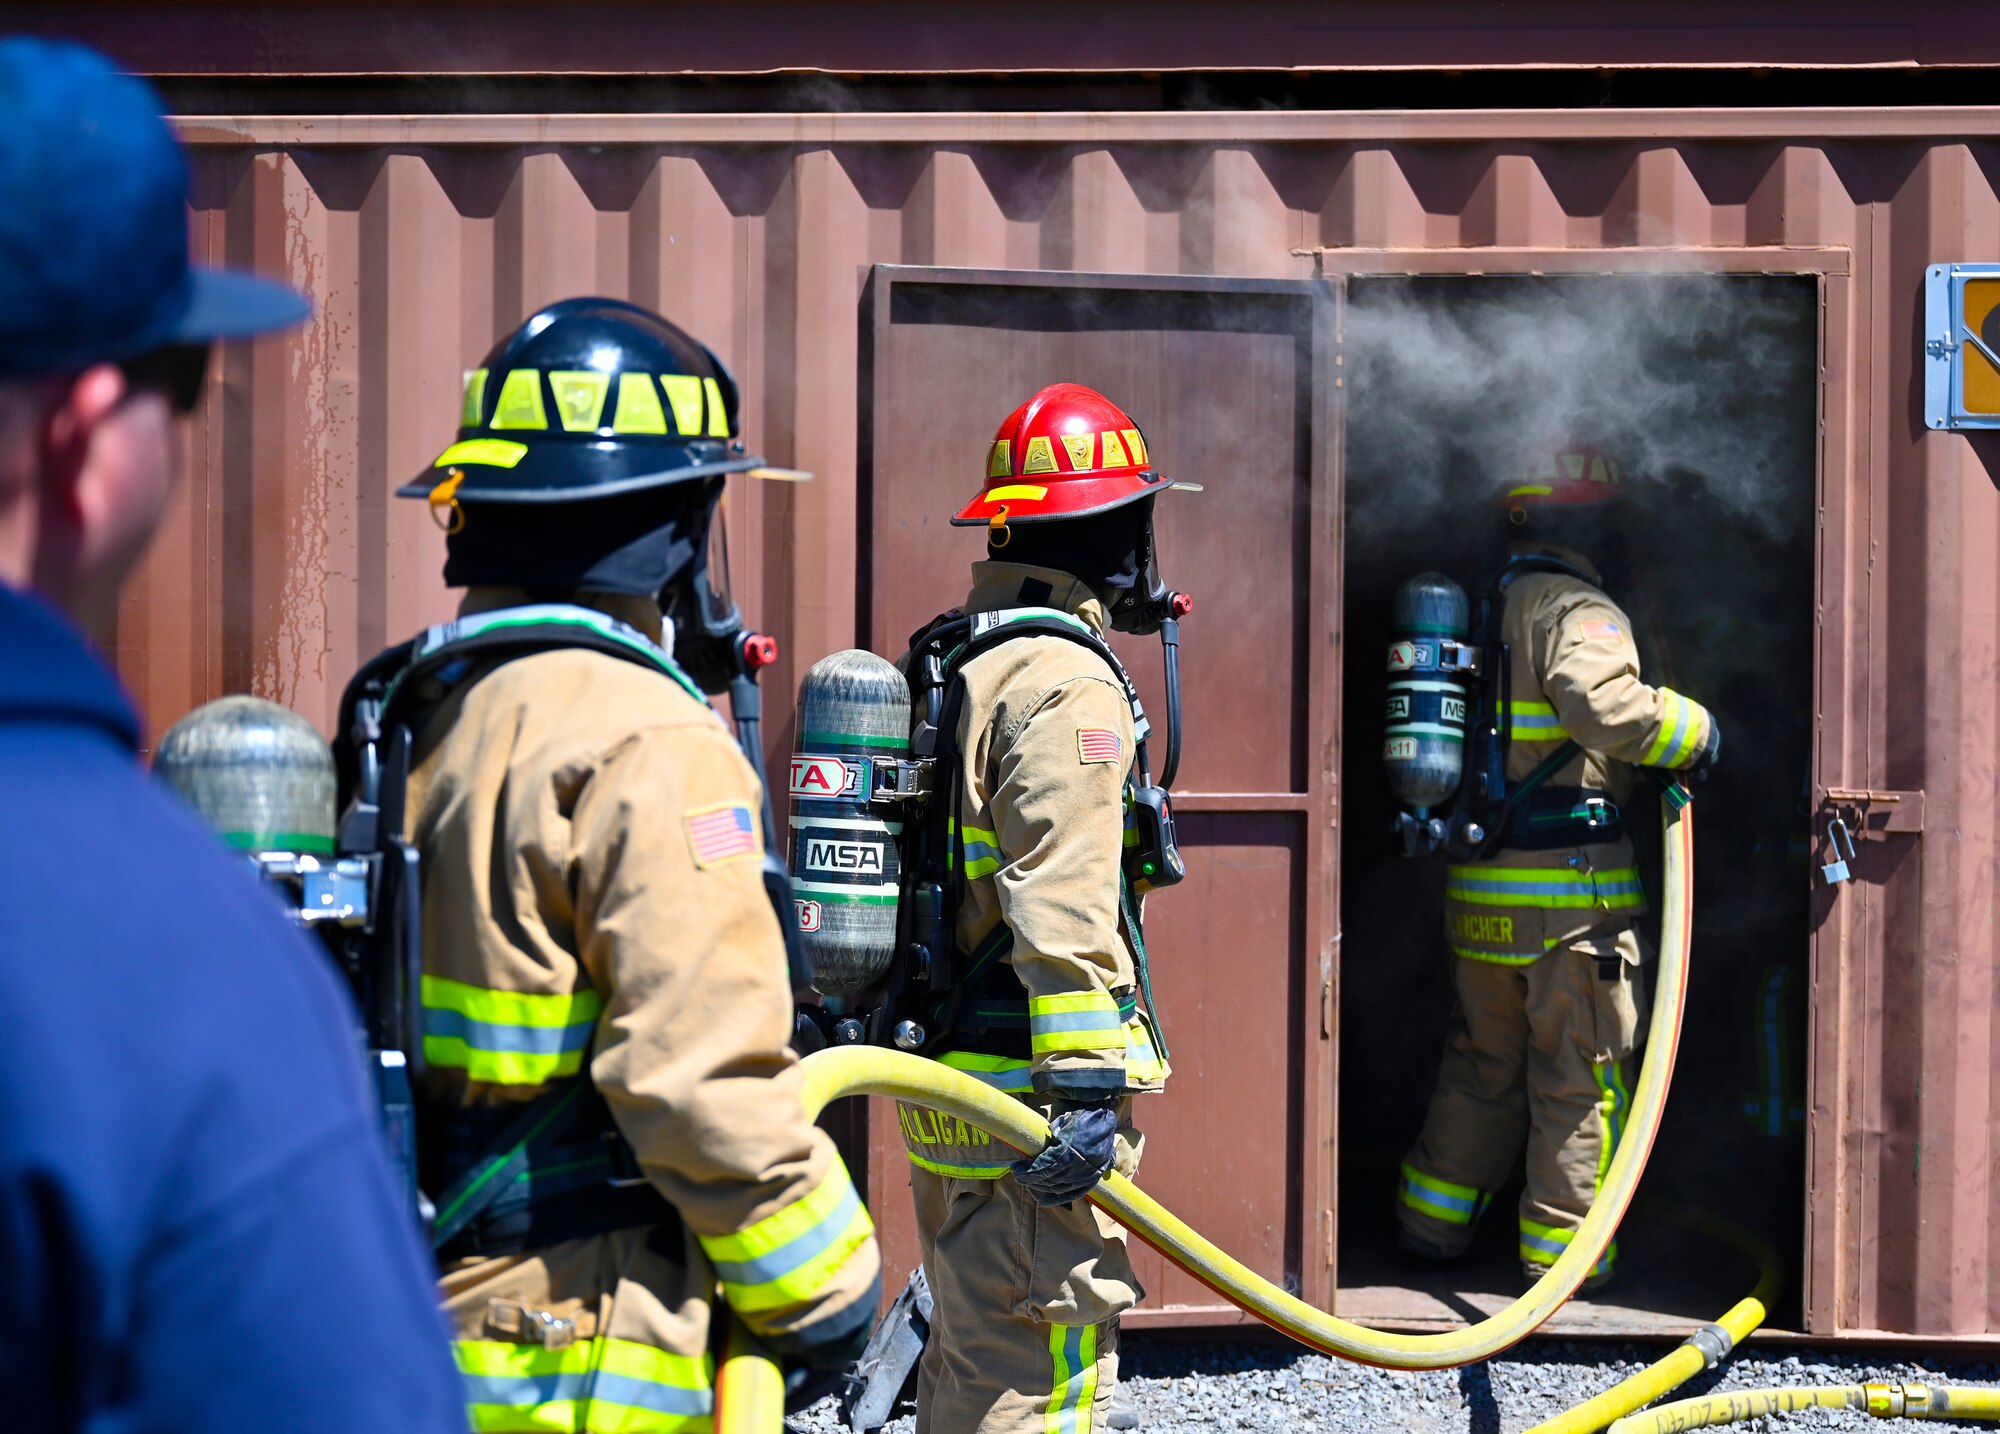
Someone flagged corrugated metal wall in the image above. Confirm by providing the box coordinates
[160,117,2000,1337]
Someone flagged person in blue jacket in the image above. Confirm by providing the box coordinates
[0,39,466,1433]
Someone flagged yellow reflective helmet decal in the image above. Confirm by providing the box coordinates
[611,372,668,435]
[1061,432,1095,470]
[460,368,488,427]
[1121,427,1147,465]
[660,375,703,436]
[548,370,610,433]
[1021,435,1058,475]
[490,369,547,431]
[985,484,1047,502]
[988,438,1012,479]
[1099,430,1131,468]
[432,438,529,469]
[702,377,730,437]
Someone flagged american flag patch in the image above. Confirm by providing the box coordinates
[684,803,760,868]
[1580,620,1623,642]
[1076,728,1123,765]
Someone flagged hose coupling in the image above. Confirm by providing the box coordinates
[1682,1322,1734,1370]
[1861,1382,1931,1418]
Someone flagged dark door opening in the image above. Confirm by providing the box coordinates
[1334,273,1818,1333]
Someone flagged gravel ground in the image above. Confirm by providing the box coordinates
[790,1339,2000,1433]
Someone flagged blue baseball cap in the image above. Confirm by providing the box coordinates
[0,39,308,379]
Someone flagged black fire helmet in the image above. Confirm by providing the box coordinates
[398,297,766,510]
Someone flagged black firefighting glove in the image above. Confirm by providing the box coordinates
[1686,721,1723,784]
[1010,1101,1119,1207]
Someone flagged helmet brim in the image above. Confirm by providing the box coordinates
[1498,482,1623,511]
[950,472,1201,526]
[398,437,773,503]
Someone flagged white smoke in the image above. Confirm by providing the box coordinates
[1343,274,1817,541]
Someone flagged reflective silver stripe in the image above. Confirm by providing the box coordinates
[422,1006,596,1055]
[589,1371,714,1417]
[707,1183,864,1289]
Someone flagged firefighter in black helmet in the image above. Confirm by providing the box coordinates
[344,298,880,1429]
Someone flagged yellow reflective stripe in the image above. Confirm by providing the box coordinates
[938,1051,1035,1094]
[1446,866,1645,911]
[1398,1161,1488,1225]
[1029,992,1121,1017]
[490,368,547,430]
[699,1160,856,1262]
[702,377,729,437]
[986,484,1049,502]
[1641,688,1708,769]
[698,1161,875,1314]
[597,1336,713,1393]
[549,370,611,432]
[1124,1016,1167,1080]
[959,821,1002,880]
[421,974,604,1029]
[1029,991,1126,1055]
[1520,1218,1616,1274]
[421,1038,586,1085]
[906,1148,1015,1179]
[612,372,669,435]
[456,1337,714,1433]
[1044,1323,1100,1434]
[434,438,528,470]
[1506,699,1570,740]
[1449,945,1542,966]
[461,368,489,426]
[660,375,703,436]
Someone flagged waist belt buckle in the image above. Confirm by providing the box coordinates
[1578,796,1620,832]
[488,1298,579,1349]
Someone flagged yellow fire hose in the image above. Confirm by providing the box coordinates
[717,794,2000,1434]
[791,796,1696,1372]
[1525,1207,1783,1434]
[1606,1383,2000,1433]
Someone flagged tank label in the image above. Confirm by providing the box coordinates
[1442,696,1467,724]
[790,754,862,798]
[806,838,888,874]
[796,899,823,933]
[1386,693,1411,720]
[1384,737,1419,760]
[1387,641,1417,672]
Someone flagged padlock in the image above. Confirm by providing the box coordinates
[1822,816,1856,885]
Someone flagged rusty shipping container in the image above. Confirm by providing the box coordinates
[25,1,2000,1345]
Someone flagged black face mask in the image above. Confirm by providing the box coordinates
[445,482,712,599]
[991,497,1171,634]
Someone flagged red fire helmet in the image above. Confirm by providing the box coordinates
[1500,441,1626,517]
[952,382,1200,528]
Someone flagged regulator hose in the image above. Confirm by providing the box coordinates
[1605,1383,2000,1434]
[797,790,1696,1370]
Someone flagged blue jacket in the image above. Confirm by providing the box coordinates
[0,585,466,1433]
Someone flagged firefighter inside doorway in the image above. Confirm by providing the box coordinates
[1391,443,1721,1291]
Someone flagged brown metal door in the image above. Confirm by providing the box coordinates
[859,266,1340,1324]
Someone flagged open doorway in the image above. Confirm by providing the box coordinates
[1334,273,1818,1333]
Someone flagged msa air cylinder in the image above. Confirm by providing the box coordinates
[1383,573,1473,809]
[789,650,908,999]
[155,695,338,857]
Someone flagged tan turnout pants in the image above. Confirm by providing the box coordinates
[901,1100,1144,1434]
[1397,922,1649,1277]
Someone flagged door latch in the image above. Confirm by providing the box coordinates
[1822,817,1856,885]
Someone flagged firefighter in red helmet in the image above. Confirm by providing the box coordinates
[895,382,1196,1433]
[1396,443,1719,1291]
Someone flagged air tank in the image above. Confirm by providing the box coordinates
[1383,573,1472,810]
[155,695,337,855]
[789,650,908,999]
